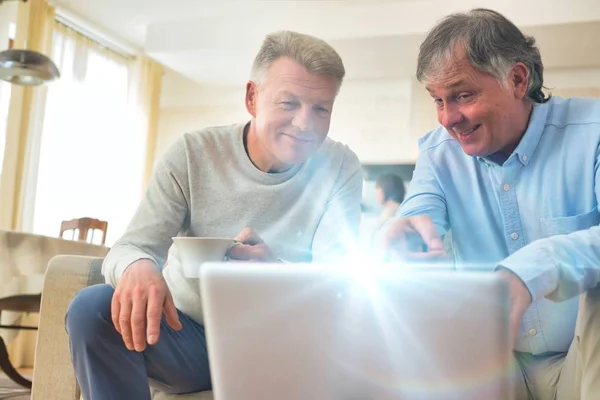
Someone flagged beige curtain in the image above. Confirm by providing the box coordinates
[0,0,54,367]
[0,0,54,231]
[128,56,164,189]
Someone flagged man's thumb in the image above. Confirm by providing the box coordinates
[164,292,182,331]
[235,227,253,243]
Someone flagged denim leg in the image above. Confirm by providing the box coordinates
[65,284,211,400]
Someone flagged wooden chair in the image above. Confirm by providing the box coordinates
[59,217,108,245]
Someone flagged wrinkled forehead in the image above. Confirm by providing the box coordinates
[423,56,474,85]
[423,57,487,93]
[259,57,340,98]
[265,74,338,104]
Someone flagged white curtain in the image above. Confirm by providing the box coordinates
[0,81,11,175]
[31,23,147,245]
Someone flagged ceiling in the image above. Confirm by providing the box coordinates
[52,0,600,85]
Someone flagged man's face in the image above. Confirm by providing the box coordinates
[245,57,338,166]
[425,57,529,158]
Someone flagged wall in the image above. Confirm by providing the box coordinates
[156,69,246,159]
[545,67,600,99]
[328,78,414,163]
[156,105,247,157]
[408,78,438,153]
[545,67,600,92]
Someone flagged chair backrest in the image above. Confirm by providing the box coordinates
[59,217,108,245]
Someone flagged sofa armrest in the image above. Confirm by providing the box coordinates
[32,255,105,400]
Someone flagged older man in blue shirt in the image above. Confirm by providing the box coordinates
[384,8,600,400]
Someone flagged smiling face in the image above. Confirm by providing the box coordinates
[425,55,532,158]
[245,57,338,172]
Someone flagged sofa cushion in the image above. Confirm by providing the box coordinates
[152,390,213,399]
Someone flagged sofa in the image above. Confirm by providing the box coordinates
[0,229,110,372]
[31,255,214,400]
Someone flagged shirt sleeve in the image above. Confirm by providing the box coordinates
[498,144,600,302]
[101,137,190,287]
[397,147,449,236]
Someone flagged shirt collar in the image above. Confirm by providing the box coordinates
[478,99,551,167]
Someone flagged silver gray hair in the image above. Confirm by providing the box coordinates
[250,30,345,92]
[417,8,550,103]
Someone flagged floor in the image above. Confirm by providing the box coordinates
[0,369,31,400]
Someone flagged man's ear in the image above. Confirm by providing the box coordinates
[245,81,258,117]
[510,62,529,100]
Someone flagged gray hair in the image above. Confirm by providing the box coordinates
[417,8,550,103]
[251,30,345,92]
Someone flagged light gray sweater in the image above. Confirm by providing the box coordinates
[102,122,363,324]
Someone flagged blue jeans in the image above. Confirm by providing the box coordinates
[65,284,211,400]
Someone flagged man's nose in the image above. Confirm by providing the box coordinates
[292,106,314,132]
[438,104,464,129]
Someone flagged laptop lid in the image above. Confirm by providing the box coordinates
[200,263,513,400]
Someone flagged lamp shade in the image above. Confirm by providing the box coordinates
[0,49,60,86]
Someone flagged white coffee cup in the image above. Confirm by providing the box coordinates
[172,237,237,278]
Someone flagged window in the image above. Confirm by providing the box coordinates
[31,24,146,245]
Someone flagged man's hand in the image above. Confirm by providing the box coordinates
[111,259,182,352]
[497,268,532,347]
[228,227,279,262]
[382,215,447,261]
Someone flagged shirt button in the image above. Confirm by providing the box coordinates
[511,232,519,240]
[529,328,537,336]
[503,184,510,191]
[522,155,528,162]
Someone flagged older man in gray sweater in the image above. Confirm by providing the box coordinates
[65,31,362,399]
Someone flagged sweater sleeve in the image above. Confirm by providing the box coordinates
[102,136,191,287]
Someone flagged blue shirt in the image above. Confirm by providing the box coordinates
[399,96,600,355]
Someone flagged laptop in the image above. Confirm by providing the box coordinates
[200,263,514,400]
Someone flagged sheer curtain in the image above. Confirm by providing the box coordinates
[0,81,11,175]
[0,0,55,230]
[31,23,147,245]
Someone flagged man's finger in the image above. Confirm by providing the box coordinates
[163,291,182,331]
[118,297,134,351]
[235,227,253,243]
[130,292,148,352]
[387,249,447,262]
[235,227,263,246]
[411,216,443,251]
[403,250,448,261]
[146,286,163,345]
[111,292,122,334]
[229,244,268,261]
[228,244,253,260]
